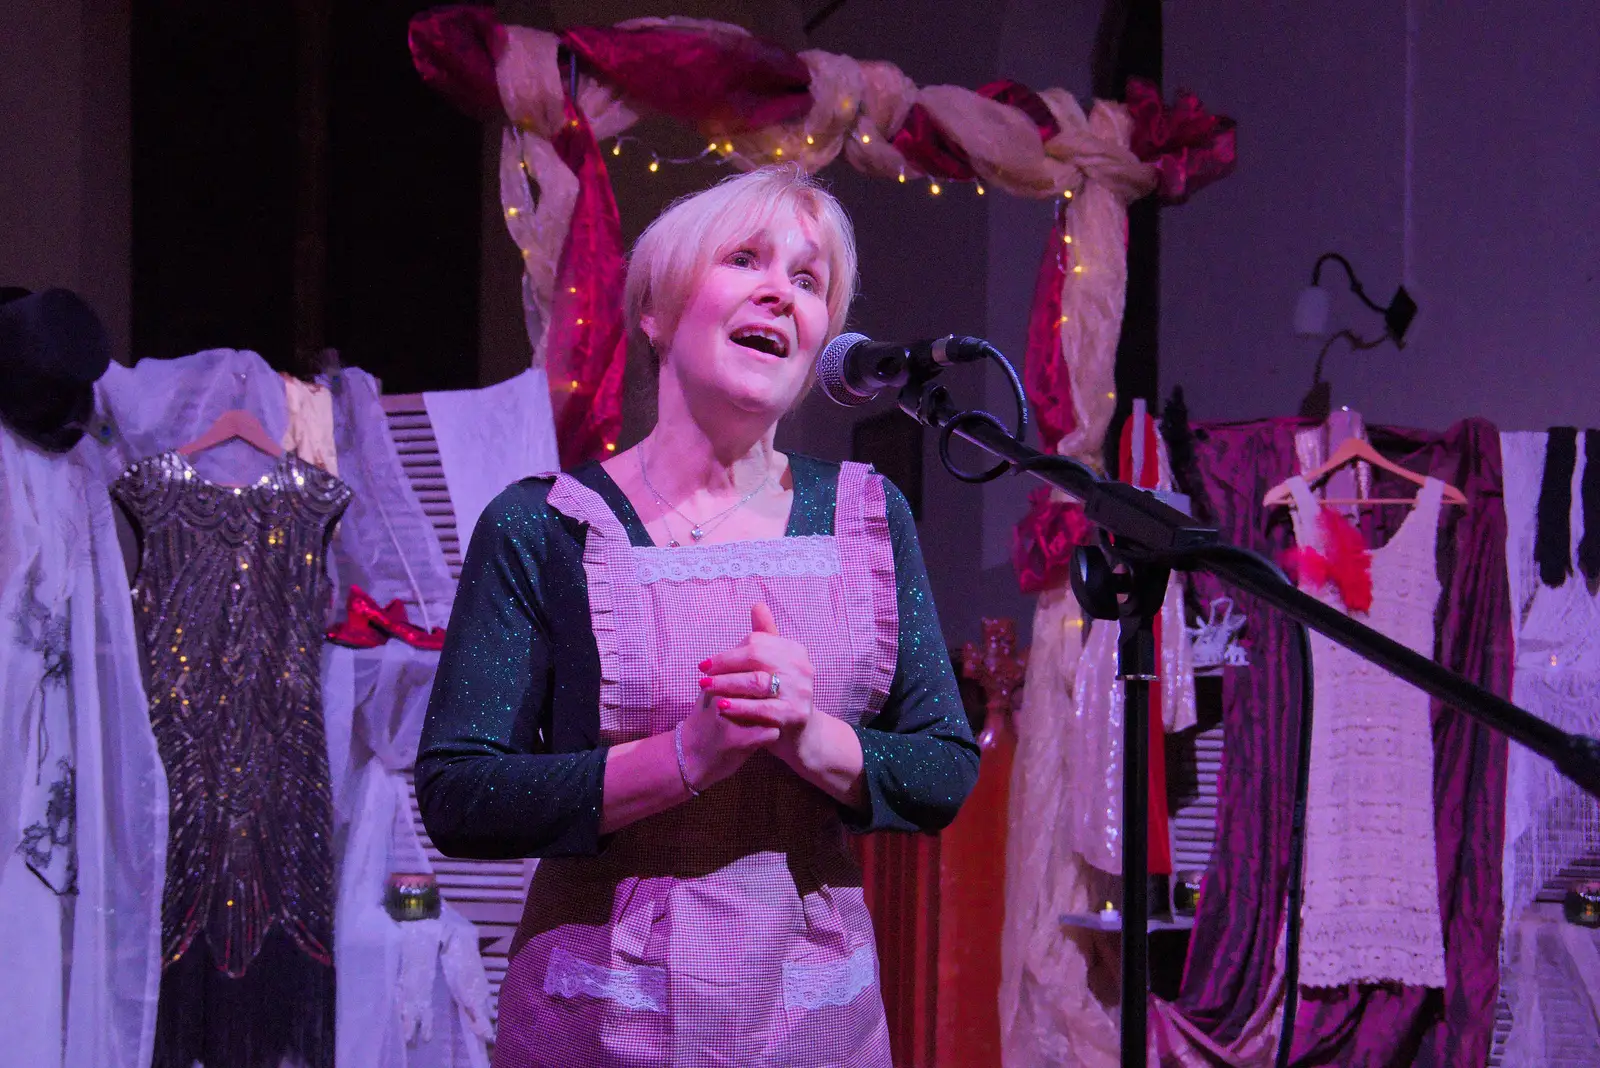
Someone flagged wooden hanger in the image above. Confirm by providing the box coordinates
[1264,435,1467,508]
[177,408,284,458]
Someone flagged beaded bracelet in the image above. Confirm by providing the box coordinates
[673,722,701,798]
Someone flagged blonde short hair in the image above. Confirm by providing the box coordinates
[624,164,857,361]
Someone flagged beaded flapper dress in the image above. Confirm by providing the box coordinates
[1288,475,1448,988]
[112,451,350,1068]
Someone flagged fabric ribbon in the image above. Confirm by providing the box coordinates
[891,80,1060,181]
[561,22,812,131]
[1125,77,1238,204]
[1016,78,1236,567]
[1011,487,1093,596]
[408,6,506,121]
[1022,200,1076,456]
[544,98,628,469]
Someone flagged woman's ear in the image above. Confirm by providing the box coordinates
[639,313,659,350]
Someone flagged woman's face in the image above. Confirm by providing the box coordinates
[651,205,833,421]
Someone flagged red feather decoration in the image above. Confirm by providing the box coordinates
[1317,507,1373,613]
[1283,507,1374,613]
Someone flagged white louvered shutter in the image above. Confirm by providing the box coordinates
[1168,723,1224,875]
[382,393,531,1015]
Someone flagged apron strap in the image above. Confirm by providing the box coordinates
[547,473,633,730]
[833,462,899,723]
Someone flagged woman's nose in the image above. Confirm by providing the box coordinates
[753,271,795,310]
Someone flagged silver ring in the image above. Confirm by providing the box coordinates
[768,673,781,699]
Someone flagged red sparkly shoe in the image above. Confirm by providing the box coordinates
[326,585,389,648]
[377,598,447,651]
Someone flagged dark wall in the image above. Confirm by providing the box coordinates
[131,1,482,390]
[1161,0,1600,429]
[131,3,298,364]
[326,1,482,392]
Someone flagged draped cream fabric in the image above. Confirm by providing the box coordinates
[1000,587,1123,1068]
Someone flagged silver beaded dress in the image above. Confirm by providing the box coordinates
[111,450,351,1068]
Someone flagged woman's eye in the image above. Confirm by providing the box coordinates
[794,273,819,293]
[728,251,757,268]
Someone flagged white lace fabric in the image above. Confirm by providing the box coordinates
[1498,432,1600,1066]
[1501,432,1600,926]
[0,429,169,1068]
[543,947,668,1013]
[781,943,877,1011]
[1501,908,1600,1066]
[633,535,839,585]
[1289,475,1449,989]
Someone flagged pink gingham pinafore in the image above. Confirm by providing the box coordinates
[492,462,899,1067]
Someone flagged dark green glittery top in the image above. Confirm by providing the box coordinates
[415,454,979,859]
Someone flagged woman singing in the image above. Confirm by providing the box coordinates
[417,164,979,1066]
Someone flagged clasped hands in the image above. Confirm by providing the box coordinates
[678,602,822,791]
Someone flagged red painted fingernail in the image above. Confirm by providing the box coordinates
[699,659,711,672]
[698,677,712,689]
[717,698,731,710]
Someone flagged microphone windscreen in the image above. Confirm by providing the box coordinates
[815,332,875,407]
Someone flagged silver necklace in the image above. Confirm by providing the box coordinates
[638,440,770,547]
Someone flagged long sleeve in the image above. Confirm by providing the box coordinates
[845,479,980,833]
[415,479,608,859]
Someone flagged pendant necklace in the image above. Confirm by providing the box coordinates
[638,439,771,547]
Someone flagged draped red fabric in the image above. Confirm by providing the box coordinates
[547,99,627,469]
[891,80,1058,181]
[1010,486,1092,595]
[407,6,506,121]
[1125,77,1237,205]
[1023,200,1075,456]
[560,24,811,130]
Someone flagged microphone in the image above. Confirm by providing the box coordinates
[815,332,993,407]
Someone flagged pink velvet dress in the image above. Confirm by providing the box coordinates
[490,462,898,1066]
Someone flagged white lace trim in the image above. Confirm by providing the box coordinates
[781,943,876,1011]
[543,947,668,1013]
[633,535,840,585]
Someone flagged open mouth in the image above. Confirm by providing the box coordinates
[729,326,789,358]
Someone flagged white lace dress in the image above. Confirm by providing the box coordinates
[1288,475,1449,989]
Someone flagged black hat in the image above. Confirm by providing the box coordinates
[0,288,112,452]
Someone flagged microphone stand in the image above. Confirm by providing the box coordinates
[886,369,1600,1068]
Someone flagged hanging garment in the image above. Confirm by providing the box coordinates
[325,642,492,1068]
[1499,430,1600,1066]
[281,373,339,475]
[422,367,559,546]
[326,367,455,632]
[1150,418,1508,1068]
[86,349,292,491]
[1288,474,1448,988]
[0,427,168,1068]
[1502,429,1600,929]
[490,462,900,1066]
[112,450,351,1068]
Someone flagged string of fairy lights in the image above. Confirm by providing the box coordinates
[600,132,1080,207]
[596,131,1087,327]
